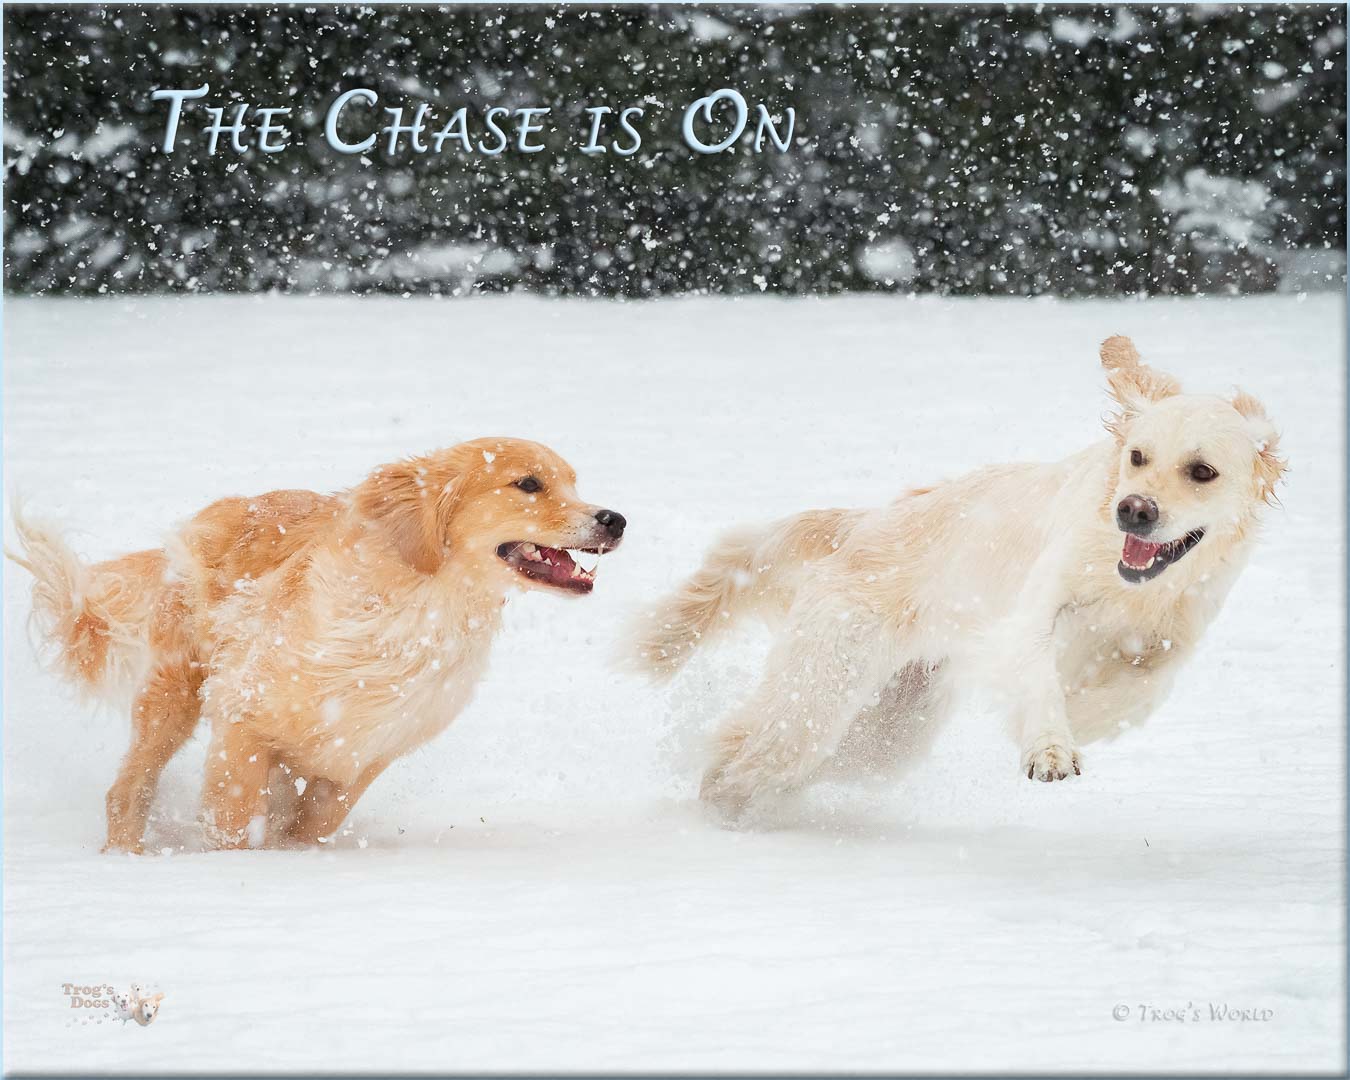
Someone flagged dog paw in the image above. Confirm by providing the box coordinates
[1023,743,1082,783]
[699,767,752,826]
[101,840,144,855]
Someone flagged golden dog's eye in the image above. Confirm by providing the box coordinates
[1190,463,1218,483]
[1129,449,1146,467]
[514,476,542,494]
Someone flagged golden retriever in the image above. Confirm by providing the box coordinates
[632,337,1285,820]
[10,438,625,851]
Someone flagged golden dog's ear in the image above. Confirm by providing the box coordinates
[1232,389,1288,504]
[354,457,460,574]
[1100,335,1181,438]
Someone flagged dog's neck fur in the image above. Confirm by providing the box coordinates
[335,499,512,624]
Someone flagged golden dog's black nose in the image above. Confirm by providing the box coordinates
[595,509,626,539]
[1116,494,1158,532]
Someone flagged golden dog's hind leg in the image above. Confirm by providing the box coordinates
[201,720,273,849]
[104,661,203,854]
[284,761,389,846]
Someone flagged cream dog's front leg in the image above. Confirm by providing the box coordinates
[1062,645,1187,746]
[999,546,1083,783]
[1013,640,1082,782]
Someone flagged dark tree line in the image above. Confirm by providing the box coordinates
[3,4,1345,297]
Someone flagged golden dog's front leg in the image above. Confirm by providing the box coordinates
[284,762,389,846]
[201,721,273,849]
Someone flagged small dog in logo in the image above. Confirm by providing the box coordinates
[111,990,137,1025]
[112,984,164,1027]
[134,994,163,1026]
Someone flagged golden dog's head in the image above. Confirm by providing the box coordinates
[354,437,624,595]
[1099,336,1286,586]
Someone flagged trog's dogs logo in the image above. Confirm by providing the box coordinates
[63,982,164,1027]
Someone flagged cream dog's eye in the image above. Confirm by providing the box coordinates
[1129,449,1146,467]
[1190,462,1218,483]
[514,476,541,493]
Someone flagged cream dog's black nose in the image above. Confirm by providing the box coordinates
[1116,494,1158,532]
[595,509,626,539]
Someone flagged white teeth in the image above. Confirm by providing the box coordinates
[563,550,597,582]
[569,549,601,573]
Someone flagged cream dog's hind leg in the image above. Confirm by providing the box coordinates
[700,587,896,819]
[825,661,954,781]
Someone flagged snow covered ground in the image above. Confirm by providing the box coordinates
[3,293,1344,1074]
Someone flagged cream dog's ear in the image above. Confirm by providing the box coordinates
[353,456,461,574]
[1232,389,1288,504]
[1100,335,1181,437]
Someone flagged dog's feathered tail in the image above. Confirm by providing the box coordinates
[627,508,861,681]
[6,505,167,702]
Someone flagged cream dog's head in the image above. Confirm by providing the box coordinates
[1100,336,1286,585]
[354,437,624,595]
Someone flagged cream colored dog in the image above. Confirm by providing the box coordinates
[634,337,1285,820]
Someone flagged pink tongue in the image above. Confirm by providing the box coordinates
[545,547,575,584]
[1122,534,1162,566]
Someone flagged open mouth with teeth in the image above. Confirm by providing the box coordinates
[1117,528,1205,583]
[496,542,605,594]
